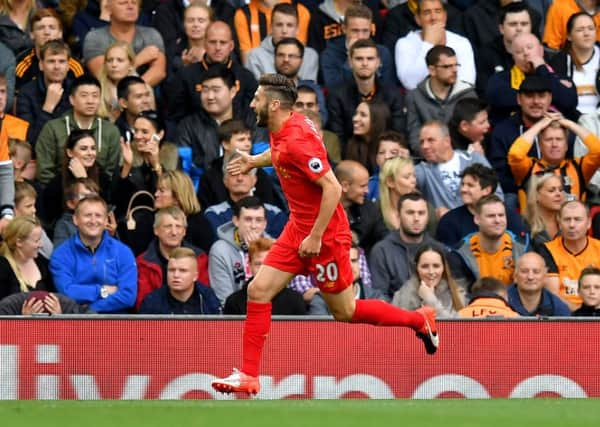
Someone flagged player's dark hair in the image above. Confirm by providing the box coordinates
[117,75,146,100]
[233,196,265,218]
[425,45,456,66]
[218,119,251,144]
[397,192,426,212]
[349,38,378,58]
[474,194,504,215]
[275,37,304,58]
[200,63,236,88]
[259,74,297,109]
[272,2,297,20]
[460,163,498,193]
[70,74,101,96]
[499,1,532,25]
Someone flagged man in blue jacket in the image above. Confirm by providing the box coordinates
[139,247,220,314]
[50,195,137,313]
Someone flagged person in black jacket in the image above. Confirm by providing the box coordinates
[326,39,406,150]
[139,247,220,314]
[16,40,73,146]
[335,160,388,255]
[166,20,257,122]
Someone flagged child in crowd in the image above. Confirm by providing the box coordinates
[367,131,410,202]
[572,267,600,317]
[14,181,53,258]
[9,140,35,182]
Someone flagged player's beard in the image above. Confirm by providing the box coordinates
[256,105,269,127]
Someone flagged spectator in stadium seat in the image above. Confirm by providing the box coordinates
[435,164,526,248]
[0,216,55,301]
[15,8,84,90]
[308,0,383,54]
[394,0,475,91]
[458,276,519,318]
[83,0,167,87]
[198,119,281,211]
[475,2,535,98]
[13,182,53,258]
[523,173,564,253]
[485,33,578,125]
[139,246,220,314]
[452,195,527,289]
[166,21,257,122]
[543,0,600,52]
[414,120,500,217]
[538,200,600,311]
[508,111,600,212]
[367,131,410,202]
[405,45,477,154]
[52,178,100,248]
[382,0,463,56]
[114,75,154,142]
[0,71,28,144]
[0,0,35,57]
[345,101,390,173]
[507,251,571,316]
[378,157,418,231]
[135,206,210,311]
[247,4,318,82]
[336,160,388,255]
[462,0,540,57]
[224,237,306,315]
[0,42,15,113]
[174,64,258,172]
[35,74,122,187]
[8,140,33,184]
[50,195,137,313]
[447,97,490,156]
[0,291,94,315]
[234,0,310,65]
[204,152,287,238]
[209,196,269,305]
[393,244,466,317]
[320,3,396,90]
[369,192,441,302]
[572,267,600,316]
[17,40,73,146]
[326,39,406,150]
[292,84,329,140]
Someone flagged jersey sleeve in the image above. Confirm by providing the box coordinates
[285,119,331,182]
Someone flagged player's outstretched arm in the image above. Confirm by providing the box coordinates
[227,149,273,175]
[299,170,341,257]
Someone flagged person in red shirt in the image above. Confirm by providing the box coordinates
[211,74,439,396]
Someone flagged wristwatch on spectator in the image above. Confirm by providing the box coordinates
[1,207,14,221]
[100,286,109,299]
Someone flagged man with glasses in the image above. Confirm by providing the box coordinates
[394,0,475,91]
[246,3,318,82]
[405,45,476,154]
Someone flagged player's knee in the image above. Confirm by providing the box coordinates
[330,306,354,322]
[247,280,271,303]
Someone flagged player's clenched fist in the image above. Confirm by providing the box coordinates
[298,234,321,257]
[227,149,254,175]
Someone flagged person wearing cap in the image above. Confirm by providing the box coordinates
[487,74,576,216]
[485,32,577,126]
[508,110,600,211]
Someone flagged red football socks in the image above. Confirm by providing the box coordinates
[242,301,272,377]
[351,299,425,330]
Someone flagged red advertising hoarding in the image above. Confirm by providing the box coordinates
[0,318,598,399]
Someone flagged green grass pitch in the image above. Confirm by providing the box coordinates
[2,399,600,427]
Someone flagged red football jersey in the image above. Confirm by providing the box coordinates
[270,112,349,238]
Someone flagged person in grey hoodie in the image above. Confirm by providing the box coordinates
[246,3,318,82]
[208,196,270,305]
[405,45,476,153]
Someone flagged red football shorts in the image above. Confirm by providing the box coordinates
[264,222,353,294]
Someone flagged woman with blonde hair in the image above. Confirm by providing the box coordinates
[525,172,565,251]
[0,216,55,301]
[378,156,417,230]
[97,41,138,120]
[155,170,215,252]
[392,244,466,317]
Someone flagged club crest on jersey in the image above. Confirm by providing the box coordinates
[308,157,323,173]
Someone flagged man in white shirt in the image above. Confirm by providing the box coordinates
[394,0,475,90]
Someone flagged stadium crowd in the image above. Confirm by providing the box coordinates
[1,0,600,318]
